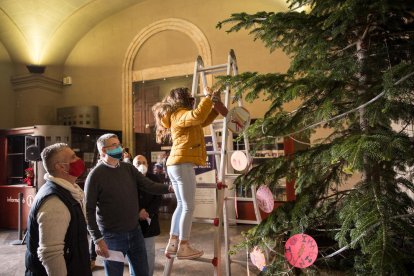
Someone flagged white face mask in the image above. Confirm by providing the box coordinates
[137,164,148,175]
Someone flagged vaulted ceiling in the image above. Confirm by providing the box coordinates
[0,0,143,66]
[0,0,290,68]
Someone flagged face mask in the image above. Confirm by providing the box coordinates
[67,159,86,177]
[137,164,148,175]
[106,146,123,160]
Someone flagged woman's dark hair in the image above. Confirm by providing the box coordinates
[152,87,193,144]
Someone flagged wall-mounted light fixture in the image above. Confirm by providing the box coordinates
[26,65,46,74]
[62,76,72,86]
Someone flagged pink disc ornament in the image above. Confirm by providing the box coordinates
[230,151,249,171]
[284,233,318,268]
[256,185,274,213]
[250,246,266,271]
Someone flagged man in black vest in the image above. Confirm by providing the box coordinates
[25,143,91,276]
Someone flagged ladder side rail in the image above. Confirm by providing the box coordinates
[210,121,222,175]
[191,56,203,97]
[213,82,232,276]
[163,258,174,276]
[200,68,208,93]
[220,50,234,182]
[214,186,225,276]
[221,50,236,276]
[223,195,231,276]
[231,51,260,224]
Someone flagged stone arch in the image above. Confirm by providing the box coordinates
[122,18,212,150]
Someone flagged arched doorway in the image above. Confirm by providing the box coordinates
[122,18,212,153]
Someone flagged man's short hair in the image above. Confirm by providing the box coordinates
[41,143,69,174]
[132,155,147,168]
[96,133,119,155]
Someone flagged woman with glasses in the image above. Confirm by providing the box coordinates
[152,87,219,260]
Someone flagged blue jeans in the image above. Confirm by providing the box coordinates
[102,226,148,276]
[167,163,196,240]
[129,237,155,276]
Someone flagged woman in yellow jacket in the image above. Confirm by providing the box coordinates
[153,87,218,260]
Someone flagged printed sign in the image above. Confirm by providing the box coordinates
[193,136,217,219]
[285,233,318,268]
[256,185,274,213]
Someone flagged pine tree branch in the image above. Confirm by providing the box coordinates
[323,213,414,259]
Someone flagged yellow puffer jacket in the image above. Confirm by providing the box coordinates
[162,97,219,166]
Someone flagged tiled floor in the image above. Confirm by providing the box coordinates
[0,215,259,275]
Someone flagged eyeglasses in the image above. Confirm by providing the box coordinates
[103,143,122,149]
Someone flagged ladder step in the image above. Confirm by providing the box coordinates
[197,64,227,72]
[193,217,215,224]
[230,259,253,265]
[228,218,260,225]
[164,255,214,264]
[206,150,221,155]
[204,68,227,75]
[206,149,249,155]
[224,174,240,180]
[196,183,218,188]
[226,197,254,201]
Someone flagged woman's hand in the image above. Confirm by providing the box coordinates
[212,89,221,103]
[204,87,213,97]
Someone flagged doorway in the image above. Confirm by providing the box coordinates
[133,75,193,167]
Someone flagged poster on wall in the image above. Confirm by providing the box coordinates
[193,136,217,219]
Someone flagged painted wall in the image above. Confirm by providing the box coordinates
[0,42,15,128]
[62,0,290,131]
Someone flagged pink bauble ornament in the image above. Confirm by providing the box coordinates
[256,185,274,213]
[285,233,318,268]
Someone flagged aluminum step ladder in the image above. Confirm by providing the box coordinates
[163,49,261,276]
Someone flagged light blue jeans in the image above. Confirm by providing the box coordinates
[167,163,196,240]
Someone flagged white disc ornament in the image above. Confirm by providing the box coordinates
[226,106,251,134]
[230,151,249,171]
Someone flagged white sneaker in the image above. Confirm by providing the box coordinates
[177,243,204,260]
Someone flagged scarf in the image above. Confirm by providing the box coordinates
[44,173,86,217]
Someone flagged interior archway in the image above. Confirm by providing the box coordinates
[122,18,212,151]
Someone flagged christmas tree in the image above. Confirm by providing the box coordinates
[218,0,414,274]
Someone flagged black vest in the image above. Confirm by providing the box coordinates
[25,181,91,276]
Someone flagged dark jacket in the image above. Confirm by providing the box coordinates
[139,173,163,238]
[25,181,91,276]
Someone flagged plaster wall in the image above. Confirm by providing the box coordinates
[0,43,15,128]
[62,0,290,131]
